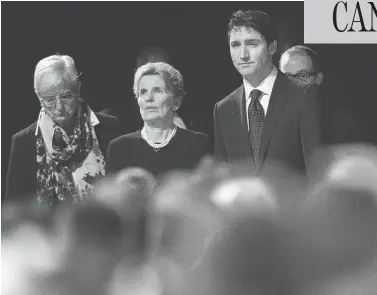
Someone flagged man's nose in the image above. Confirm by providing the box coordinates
[240,45,250,61]
[55,98,63,111]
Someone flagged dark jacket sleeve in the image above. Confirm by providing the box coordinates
[201,133,214,157]
[95,113,123,157]
[102,114,123,140]
[213,102,228,162]
[5,134,30,201]
[110,117,123,139]
[105,139,118,175]
[299,95,322,173]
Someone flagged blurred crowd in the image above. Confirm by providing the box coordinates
[2,143,377,295]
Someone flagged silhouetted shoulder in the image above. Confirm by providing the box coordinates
[95,112,118,126]
[98,107,117,116]
[12,121,38,139]
[217,85,244,109]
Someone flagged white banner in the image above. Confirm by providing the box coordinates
[305,0,377,43]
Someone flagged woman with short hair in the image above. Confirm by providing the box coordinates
[106,62,212,177]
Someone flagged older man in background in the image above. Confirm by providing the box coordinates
[279,45,323,88]
[279,45,368,145]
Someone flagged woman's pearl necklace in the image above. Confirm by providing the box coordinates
[141,126,177,152]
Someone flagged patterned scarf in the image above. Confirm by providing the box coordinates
[36,103,105,206]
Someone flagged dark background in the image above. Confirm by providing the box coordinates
[2,1,376,197]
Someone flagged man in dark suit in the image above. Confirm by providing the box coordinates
[279,45,367,146]
[214,10,321,178]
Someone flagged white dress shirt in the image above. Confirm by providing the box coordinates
[244,66,278,130]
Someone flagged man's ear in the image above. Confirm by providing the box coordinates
[77,81,82,93]
[174,96,183,111]
[268,40,278,56]
[73,81,81,95]
[316,72,324,85]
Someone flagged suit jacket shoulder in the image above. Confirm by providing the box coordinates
[5,121,39,201]
[216,85,244,110]
[95,112,117,126]
[94,112,122,155]
[12,121,38,140]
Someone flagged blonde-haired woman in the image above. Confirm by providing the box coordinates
[107,62,212,177]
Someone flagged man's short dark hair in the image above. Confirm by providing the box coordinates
[228,10,278,45]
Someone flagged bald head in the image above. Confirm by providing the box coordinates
[279,45,323,87]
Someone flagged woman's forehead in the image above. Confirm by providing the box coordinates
[139,74,166,87]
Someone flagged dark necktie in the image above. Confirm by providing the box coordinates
[248,89,264,163]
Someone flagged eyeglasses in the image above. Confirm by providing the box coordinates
[38,92,77,108]
[286,71,317,82]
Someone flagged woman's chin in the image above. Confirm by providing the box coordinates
[142,115,163,124]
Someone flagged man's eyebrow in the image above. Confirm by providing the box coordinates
[244,38,261,42]
[39,89,73,96]
[38,91,55,97]
[230,38,261,43]
[59,91,74,95]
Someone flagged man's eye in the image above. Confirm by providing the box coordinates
[231,42,240,48]
[297,74,309,79]
[60,93,73,99]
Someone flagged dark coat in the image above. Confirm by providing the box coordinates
[5,113,121,202]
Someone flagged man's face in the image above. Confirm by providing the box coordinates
[36,73,80,126]
[229,26,275,81]
[280,53,323,87]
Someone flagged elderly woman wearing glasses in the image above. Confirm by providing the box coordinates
[5,54,120,205]
[106,62,212,177]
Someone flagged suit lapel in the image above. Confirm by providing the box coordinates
[231,86,255,166]
[237,85,248,137]
[258,72,290,166]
